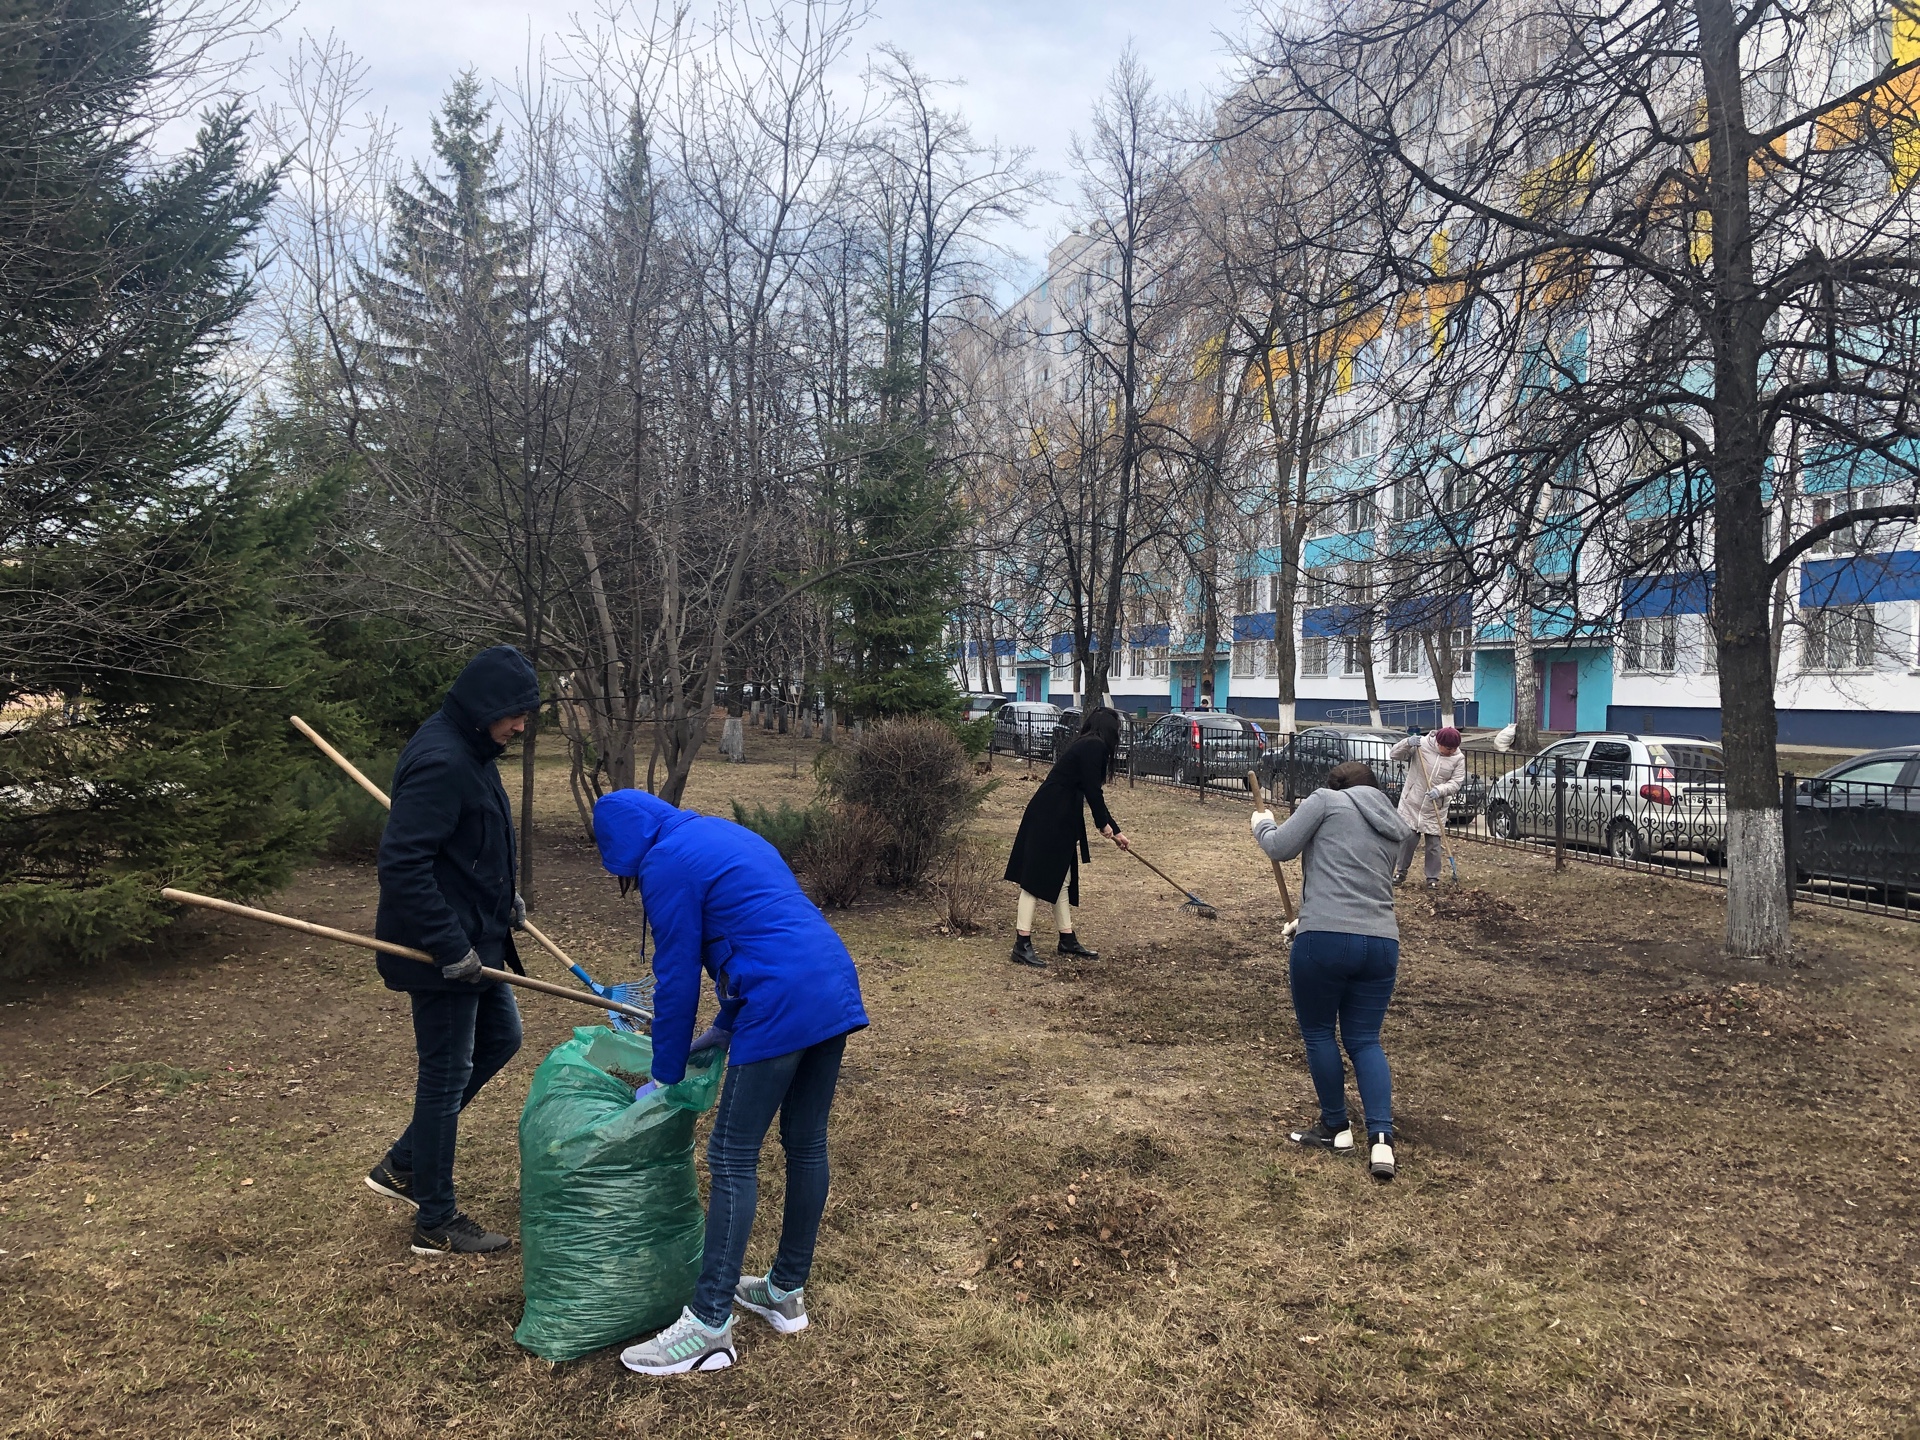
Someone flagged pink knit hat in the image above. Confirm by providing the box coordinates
[1435,726,1462,750]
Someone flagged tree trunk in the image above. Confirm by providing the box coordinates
[1699,0,1789,961]
[1422,633,1457,728]
[1274,549,1299,735]
[518,706,537,908]
[1360,631,1382,728]
[1511,598,1539,753]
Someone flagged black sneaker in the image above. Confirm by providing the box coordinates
[1056,933,1098,959]
[411,1212,511,1256]
[1009,936,1046,969]
[1288,1120,1355,1152]
[1369,1132,1397,1183]
[365,1160,417,1208]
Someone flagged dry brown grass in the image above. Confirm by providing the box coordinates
[3,728,1918,1437]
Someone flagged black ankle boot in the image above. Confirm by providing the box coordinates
[1009,935,1046,968]
[1056,932,1098,959]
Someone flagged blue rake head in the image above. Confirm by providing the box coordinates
[568,963,655,1033]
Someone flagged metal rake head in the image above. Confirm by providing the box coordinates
[568,963,655,1032]
[1181,895,1219,921]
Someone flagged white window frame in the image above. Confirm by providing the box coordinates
[1620,614,1678,674]
[1451,628,1474,674]
[1802,604,1876,672]
[1388,631,1423,676]
[1231,640,1257,678]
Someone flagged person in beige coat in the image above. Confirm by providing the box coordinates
[1388,727,1464,887]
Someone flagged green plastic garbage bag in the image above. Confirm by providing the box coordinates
[514,1025,724,1361]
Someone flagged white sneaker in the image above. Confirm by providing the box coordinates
[735,1274,809,1333]
[619,1307,736,1375]
[1369,1132,1396,1183]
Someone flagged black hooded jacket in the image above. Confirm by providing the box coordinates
[375,646,541,991]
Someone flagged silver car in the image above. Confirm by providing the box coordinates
[1482,733,1726,863]
[991,701,1060,756]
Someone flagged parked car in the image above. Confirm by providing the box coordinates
[1042,707,1134,762]
[991,701,1060,756]
[1794,746,1920,894]
[1481,733,1726,862]
[958,692,1009,722]
[1262,726,1486,822]
[1130,711,1269,788]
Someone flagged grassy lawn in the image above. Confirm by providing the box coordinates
[4,727,1917,1438]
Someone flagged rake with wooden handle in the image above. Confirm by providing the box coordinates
[160,889,652,1026]
[290,715,654,1027]
[1247,771,1296,921]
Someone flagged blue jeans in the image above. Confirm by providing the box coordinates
[386,981,522,1229]
[690,1033,847,1327]
[1288,930,1399,1137]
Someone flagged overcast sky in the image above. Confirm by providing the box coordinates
[257,0,1254,280]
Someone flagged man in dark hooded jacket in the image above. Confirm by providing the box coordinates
[363,645,541,1255]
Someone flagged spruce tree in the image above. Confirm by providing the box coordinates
[0,0,332,974]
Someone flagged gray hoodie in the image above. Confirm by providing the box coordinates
[1253,786,1414,940]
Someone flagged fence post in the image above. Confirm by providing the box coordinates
[1554,755,1567,872]
[1781,771,1796,913]
[1197,736,1208,805]
[1285,733,1297,809]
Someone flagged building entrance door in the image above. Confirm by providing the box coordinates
[1532,659,1578,732]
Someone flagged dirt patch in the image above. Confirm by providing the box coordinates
[1417,884,1527,930]
[982,1174,1189,1304]
[1649,981,1855,1041]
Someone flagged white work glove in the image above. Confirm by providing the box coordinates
[510,892,527,930]
[1282,919,1298,943]
[1250,809,1275,835]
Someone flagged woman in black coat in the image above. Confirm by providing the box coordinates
[1003,707,1131,968]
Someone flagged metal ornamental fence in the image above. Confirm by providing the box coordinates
[992,713,1919,922]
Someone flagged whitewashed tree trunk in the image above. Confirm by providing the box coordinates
[720,715,746,762]
[1277,698,1296,734]
[1725,808,1790,960]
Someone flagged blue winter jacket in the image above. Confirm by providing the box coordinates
[593,789,868,1085]
[375,646,541,990]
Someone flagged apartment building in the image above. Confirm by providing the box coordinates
[956,2,1919,746]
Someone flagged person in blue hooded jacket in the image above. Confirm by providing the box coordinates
[593,787,868,1377]
[362,645,540,1257]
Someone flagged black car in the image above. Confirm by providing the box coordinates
[1130,711,1269,788]
[1794,746,1920,894]
[1263,725,1485,822]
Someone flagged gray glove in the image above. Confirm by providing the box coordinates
[688,1025,732,1061]
[510,893,527,930]
[442,948,485,984]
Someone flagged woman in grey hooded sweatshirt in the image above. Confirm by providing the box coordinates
[1251,761,1414,1181]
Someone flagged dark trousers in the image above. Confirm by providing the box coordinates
[1288,930,1399,1137]
[689,1033,847,1327]
[386,982,522,1229]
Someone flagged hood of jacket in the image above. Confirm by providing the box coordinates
[441,646,541,756]
[594,788,701,877]
[1347,783,1414,841]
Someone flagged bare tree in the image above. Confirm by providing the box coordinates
[1256,0,1920,958]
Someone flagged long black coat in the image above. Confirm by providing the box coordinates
[1004,736,1119,907]
[374,646,541,991]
